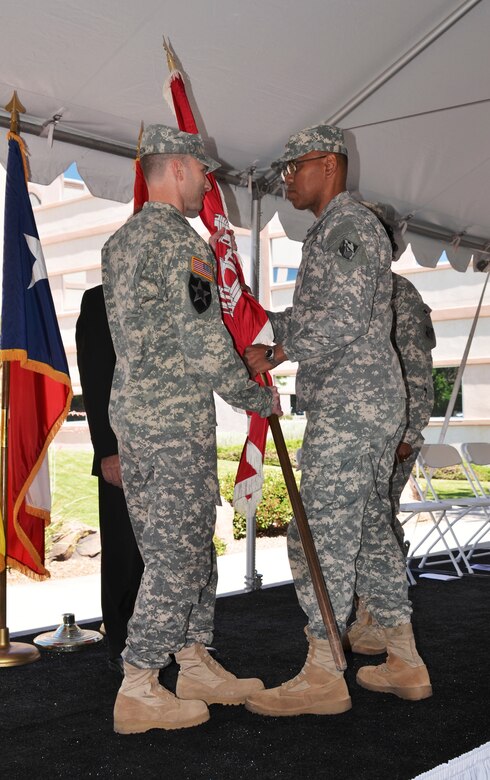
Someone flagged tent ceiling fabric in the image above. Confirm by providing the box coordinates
[1,0,490,269]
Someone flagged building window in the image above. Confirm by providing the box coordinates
[432,367,463,417]
[270,235,302,286]
[272,267,298,284]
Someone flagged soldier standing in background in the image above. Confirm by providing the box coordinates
[346,214,436,655]
[244,124,432,717]
[390,273,436,527]
[102,124,281,734]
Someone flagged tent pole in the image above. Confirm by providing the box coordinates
[327,0,482,125]
[243,193,263,591]
[438,271,489,443]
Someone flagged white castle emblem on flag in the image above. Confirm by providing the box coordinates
[214,215,243,317]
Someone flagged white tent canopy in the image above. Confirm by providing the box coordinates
[1,0,490,269]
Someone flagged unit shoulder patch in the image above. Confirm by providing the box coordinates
[324,220,367,273]
[338,238,358,260]
[189,273,212,314]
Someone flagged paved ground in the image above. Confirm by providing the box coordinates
[7,536,291,636]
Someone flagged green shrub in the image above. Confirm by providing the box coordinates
[213,536,227,556]
[217,439,303,468]
[220,469,298,539]
[424,464,490,481]
[431,465,467,480]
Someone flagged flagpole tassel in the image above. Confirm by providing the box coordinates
[7,132,29,183]
[244,439,263,472]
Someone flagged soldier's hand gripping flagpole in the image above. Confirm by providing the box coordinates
[162,38,346,670]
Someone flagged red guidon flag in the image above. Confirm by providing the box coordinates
[162,53,274,518]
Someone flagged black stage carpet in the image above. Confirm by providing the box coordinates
[2,573,489,780]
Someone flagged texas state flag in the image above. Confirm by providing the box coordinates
[0,134,72,579]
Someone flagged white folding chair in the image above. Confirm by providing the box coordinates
[399,444,477,578]
[408,444,490,574]
[459,442,490,559]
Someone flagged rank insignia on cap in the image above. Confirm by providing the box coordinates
[338,239,358,260]
[189,274,212,313]
[191,255,213,282]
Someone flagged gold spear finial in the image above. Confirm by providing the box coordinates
[162,36,177,72]
[136,121,144,160]
[4,91,26,135]
[137,120,144,146]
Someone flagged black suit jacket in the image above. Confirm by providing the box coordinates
[76,285,118,477]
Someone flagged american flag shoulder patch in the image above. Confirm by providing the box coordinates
[191,256,213,282]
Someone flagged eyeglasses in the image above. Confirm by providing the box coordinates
[280,154,330,180]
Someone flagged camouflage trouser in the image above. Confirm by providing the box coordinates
[118,429,220,669]
[288,397,412,638]
[390,445,420,550]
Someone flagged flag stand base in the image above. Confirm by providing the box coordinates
[34,613,103,652]
[0,627,41,667]
[244,570,263,592]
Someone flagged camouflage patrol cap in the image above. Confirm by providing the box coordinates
[271,123,348,169]
[140,124,220,173]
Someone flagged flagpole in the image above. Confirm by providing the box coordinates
[0,94,40,667]
[244,195,263,590]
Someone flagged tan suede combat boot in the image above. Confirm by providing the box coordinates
[244,631,352,717]
[343,599,387,655]
[113,661,209,734]
[356,622,432,701]
[175,643,264,705]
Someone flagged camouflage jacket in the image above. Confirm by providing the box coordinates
[391,273,435,446]
[268,191,405,411]
[101,201,272,450]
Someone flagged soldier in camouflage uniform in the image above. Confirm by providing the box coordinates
[346,215,436,654]
[390,272,436,529]
[102,125,281,734]
[244,124,432,717]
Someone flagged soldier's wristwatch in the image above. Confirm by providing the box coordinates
[264,346,276,365]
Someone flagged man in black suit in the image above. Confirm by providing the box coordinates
[76,284,144,674]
